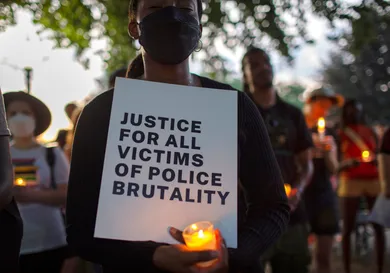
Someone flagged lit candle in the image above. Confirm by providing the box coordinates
[284,184,297,197]
[362,150,370,162]
[183,221,217,267]
[284,184,291,197]
[14,178,27,187]
[317,117,326,141]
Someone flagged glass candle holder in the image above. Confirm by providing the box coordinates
[183,221,217,267]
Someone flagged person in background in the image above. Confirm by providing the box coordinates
[66,1,290,272]
[108,67,128,89]
[65,102,78,122]
[4,91,70,273]
[242,46,313,273]
[64,106,83,160]
[337,99,385,273]
[379,127,390,198]
[303,87,343,273]
[0,89,23,272]
[56,102,78,150]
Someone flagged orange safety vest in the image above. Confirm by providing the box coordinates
[340,125,378,180]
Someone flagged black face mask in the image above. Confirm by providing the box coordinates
[139,6,201,65]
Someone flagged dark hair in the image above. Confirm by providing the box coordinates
[64,102,77,111]
[241,46,269,93]
[127,0,204,79]
[109,67,128,88]
[341,98,365,127]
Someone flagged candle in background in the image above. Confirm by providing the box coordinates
[284,184,291,197]
[284,184,298,198]
[183,221,217,267]
[14,178,27,187]
[13,166,38,187]
[362,150,371,162]
[317,117,326,141]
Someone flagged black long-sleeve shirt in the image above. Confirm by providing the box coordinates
[0,91,23,272]
[381,128,390,155]
[66,76,290,273]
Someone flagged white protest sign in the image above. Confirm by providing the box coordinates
[94,78,238,247]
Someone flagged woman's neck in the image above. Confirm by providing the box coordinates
[12,137,38,149]
[143,55,200,87]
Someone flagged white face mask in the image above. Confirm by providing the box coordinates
[8,114,36,138]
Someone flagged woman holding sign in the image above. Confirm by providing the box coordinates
[66,0,290,272]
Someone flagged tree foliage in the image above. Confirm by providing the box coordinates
[1,0,389,76]
[277,84,305,109]
[322,16,390,124]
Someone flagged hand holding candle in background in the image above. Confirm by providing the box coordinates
[284,184,300,211]
[14,178,26,187]
[13,166,39,187]
[361,150,374,163]
[317,117,326,141]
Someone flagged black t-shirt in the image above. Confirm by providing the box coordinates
[380,128,390,154]
[66,76,290,273]
[256,97,313,225]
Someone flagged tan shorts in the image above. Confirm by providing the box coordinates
[338,177,381,198]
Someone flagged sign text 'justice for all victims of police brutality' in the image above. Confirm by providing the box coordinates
[112,112,230,205]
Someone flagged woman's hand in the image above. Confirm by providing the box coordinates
[153,244,219,273]
[341,158,360,169]
[312,134,336,158]
[13,185,67,206]
[164,227,229,273]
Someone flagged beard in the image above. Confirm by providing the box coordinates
[253,70,274,91]
[253,78,273,91]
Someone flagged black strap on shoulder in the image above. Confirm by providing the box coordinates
[46,146,56,189]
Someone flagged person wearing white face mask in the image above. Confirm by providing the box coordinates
[4,91,71,273]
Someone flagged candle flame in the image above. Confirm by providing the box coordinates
[284,184,291,197]
[191,224,197,230]
[198,230,204,238]
[17,178,25,185]
[317,117,326,130]
[362,151,370,159]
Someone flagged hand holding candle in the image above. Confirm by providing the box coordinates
[183,221,217,267]
[13,166,39,187]
[161,224,227,272]
[284,184,298,198]
[14,178,27,187]
[317,117,326,141]
[361,150,372,163]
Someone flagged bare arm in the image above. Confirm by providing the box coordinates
[295,149,314,193]
[0,136,13,210]
[323,138,339,175]
[15,184,68,207]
